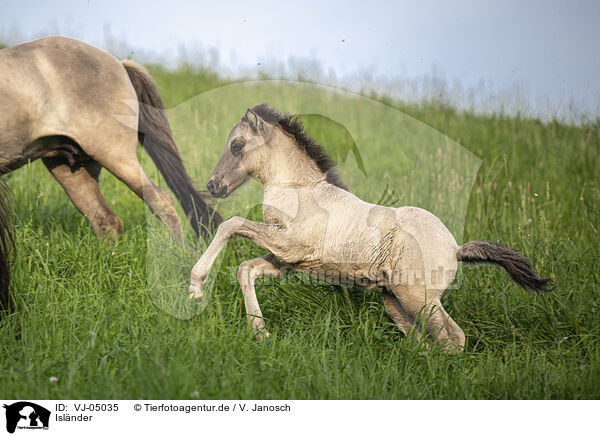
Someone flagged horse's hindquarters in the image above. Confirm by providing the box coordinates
[392,206,459,292]
[0,37,139,162]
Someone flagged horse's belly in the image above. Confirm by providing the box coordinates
[294,261,385,289]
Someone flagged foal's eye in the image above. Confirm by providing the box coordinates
[231,140,244,154]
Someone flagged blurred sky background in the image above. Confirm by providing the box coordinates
[1,0,598,122]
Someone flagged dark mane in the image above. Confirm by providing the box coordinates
[250,104,348,191]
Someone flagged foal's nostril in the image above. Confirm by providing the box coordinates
[207,178,221,195]
[207,178,228,197]
[206,179,216,194]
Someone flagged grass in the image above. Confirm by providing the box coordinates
[0,64,599,399]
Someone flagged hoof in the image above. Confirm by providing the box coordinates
[255,329,271,341]
[188,284,204,300]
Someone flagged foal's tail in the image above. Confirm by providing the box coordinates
[0,179,14,318]
[457,241,553,292]
[122,60,222,238]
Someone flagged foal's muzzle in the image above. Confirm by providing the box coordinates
[207,177,229,198]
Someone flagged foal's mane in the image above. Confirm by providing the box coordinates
[250,104,348,191]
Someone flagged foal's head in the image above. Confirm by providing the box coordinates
[206,105,278,198]
[207,103,347,198]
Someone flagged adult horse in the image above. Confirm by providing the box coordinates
[188,104,552,351]
[0,36,221,241]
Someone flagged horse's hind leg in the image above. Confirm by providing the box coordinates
[437,305,466,351]
[389,283,465,352]
[382,288,423,342]
[236,254,282,340]
[421,301,465,352]
[42,157,123,241]
[94,154,183,242]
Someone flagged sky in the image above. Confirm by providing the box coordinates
[1,0,599,121]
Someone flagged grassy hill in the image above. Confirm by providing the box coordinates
[0,62,598,399]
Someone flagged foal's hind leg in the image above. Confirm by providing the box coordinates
[436,304,466,352]
[236,254,282,340]
[382,288,423,343]
[43,157,123,241]
[389,283,465,352]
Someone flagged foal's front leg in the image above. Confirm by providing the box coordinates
[188,217,287,299]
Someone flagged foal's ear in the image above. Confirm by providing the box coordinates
[245,109,267,134]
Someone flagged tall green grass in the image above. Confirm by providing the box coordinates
[0,65,598,399]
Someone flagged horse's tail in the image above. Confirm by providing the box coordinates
[122,60,222,238]
[0,179,14,318]
[457,241,553,292]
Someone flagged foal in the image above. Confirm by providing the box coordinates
[189,104,551,351]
